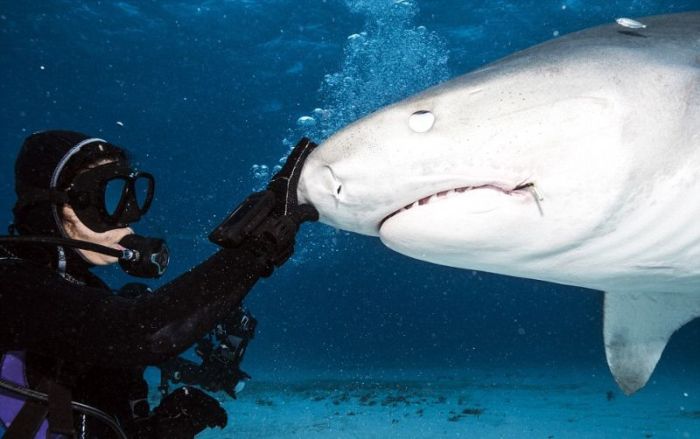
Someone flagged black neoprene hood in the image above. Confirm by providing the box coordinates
[13,130,127,236]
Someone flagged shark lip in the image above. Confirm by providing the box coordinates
[378,182,533,230]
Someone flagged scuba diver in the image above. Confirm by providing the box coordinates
[0,130,318,438]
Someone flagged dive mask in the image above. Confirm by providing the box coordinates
[64,162,154,232]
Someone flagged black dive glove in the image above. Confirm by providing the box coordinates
[209,138,319,272]
[266,137,319,224]
[152,386,227,438]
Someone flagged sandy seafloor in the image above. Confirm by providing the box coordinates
[163,366,700,439]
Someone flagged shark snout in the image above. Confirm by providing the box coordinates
[298,156,343,220]
[298,156,334,205]
[298,154,386,236]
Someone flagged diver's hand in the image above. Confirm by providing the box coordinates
[153,386,227,438]
[267,137,319,223]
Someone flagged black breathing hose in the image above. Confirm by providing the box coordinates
[0,236,127,259]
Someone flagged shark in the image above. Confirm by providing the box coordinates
[297,12,700,395]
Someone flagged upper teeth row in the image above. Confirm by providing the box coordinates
[401,186,473,211]
[382,183,539,227]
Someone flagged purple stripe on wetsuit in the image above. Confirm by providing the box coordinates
[0,351,52,438]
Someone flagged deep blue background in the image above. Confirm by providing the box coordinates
[1,0,698,381]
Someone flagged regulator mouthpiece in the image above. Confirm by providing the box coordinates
[118,234,169,278]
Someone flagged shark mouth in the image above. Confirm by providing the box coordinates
[379,182,538,229]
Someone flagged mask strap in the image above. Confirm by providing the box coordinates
[49,138,107,189]
[49,138,105,268]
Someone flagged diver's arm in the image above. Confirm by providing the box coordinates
[0,240,272,367]
[135,225,295,362]
[138,137,319,362]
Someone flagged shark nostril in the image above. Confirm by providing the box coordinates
[324,165,343,200]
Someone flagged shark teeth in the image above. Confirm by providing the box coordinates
[401,184,511,210]
[380,183,536,228]
[382,186,475,226]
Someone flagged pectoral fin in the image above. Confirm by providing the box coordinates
[604,290,700,395]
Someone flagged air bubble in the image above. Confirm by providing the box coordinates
[297,116,317,127]
[313,108,331,120]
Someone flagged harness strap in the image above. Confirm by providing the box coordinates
[48,381,75,436]
[4,378,51,439]
[4,378,76,438]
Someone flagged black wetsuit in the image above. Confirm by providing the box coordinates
[0,239,273,437]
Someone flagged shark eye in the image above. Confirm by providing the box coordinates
[408,110,435,133]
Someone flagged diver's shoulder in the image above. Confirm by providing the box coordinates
[0,257,55,296]
[0,256,57,277]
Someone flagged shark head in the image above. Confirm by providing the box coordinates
[298,44,643,284]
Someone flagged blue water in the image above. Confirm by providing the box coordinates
[1,1,699,437]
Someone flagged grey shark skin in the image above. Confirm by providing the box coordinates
[298,12,700,394]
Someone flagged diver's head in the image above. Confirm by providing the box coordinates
[13,130,154,266]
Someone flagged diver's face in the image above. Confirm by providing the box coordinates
[61,204,133,265]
